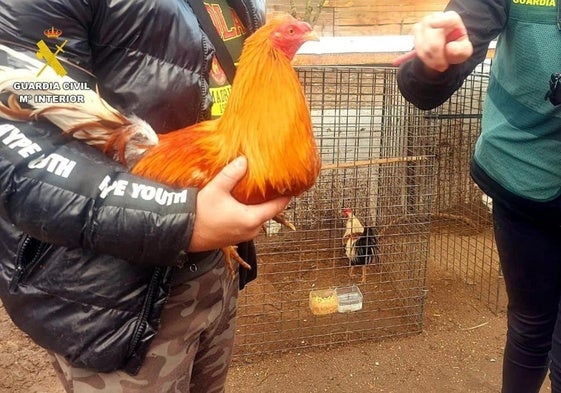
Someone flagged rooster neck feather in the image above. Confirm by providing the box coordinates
[211,30,320,202]
[343,213,365,245]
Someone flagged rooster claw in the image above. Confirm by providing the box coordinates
[222,245,251,279]
[272,212,296,231]
[260,213,296,236]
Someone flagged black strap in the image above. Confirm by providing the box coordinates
[185,0,237,83]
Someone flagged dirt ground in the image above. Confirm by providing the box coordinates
[0,267,553,393]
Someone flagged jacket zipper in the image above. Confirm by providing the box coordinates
[126,266,165,361]
[9,236,48,293]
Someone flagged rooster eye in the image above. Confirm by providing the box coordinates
[288,28,294,35]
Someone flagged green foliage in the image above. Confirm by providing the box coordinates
[289,0,327,27]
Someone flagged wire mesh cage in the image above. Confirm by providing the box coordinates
[233,66,437,360]
[428,61,504,313]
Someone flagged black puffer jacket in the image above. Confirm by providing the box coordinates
[0,0,264,375]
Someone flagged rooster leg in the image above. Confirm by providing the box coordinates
[261,223,269,235]
[272,212,296,231]
[349,265,355,278]
[360,265,367,284]
[222,245,252,278]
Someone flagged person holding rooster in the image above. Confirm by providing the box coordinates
[0,0,291,392]
[396,1,561,392]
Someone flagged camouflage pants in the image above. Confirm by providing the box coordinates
[49,264,239,393]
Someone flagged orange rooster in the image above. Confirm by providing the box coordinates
[0,14,321,274]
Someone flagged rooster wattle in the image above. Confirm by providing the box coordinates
[0,14,322,275]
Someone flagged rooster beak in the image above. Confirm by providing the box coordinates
[303,30,320,42]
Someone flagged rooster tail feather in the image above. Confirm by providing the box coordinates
[0,94,34,121]
[0,44,158,168]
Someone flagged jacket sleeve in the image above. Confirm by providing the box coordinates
[396,0,509,110]
[0,119,197,266]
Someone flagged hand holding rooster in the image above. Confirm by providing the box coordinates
[189,156,291,253]
[0,14,321,275]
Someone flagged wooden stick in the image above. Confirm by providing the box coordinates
[461,321,489,331]
[320,154,430,170]
[378,211,480,237]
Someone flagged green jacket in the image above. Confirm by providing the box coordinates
[397,0,561,202]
